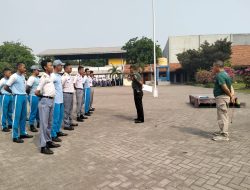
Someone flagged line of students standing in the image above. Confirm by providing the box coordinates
[0,59,95,155]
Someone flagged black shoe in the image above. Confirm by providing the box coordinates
[37,122,40,128]
[20,134,33,139]
[71,123,78,127]
[80,115,88,119]
[2,128,10,132]
[88,111,93,114]
[46,141,61,148]
[89,108,95,111]
[57,131,68,137]
[77,117,84,122]
[52,137,62,142]
[64,126,74,131]
[8,125,12,129]
[135,120,144,124]
[85,113,91,116]
[41,147,54,154]
[134,118,139,121]
[13,138,24,143]
[30,125,38,132]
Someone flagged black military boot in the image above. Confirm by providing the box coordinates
[30,125,38,132]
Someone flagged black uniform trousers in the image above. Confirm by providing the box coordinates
[133,89,144,122]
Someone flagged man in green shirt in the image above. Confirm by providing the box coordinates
[129,66,144,123]
[212,60,235,141]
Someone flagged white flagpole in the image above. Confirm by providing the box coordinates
[152,0,158,97]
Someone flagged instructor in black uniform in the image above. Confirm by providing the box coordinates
[129,66,144,123]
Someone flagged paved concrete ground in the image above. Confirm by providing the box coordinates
[0,85,250,190]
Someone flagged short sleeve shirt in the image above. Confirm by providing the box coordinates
[37,73,55,97]
[27,76,40,96]
[51,73,63,103]
[213,71,232,97]
[6,73,26,95]
[0,78,11,95]
[61,73,74,93]
[73,74,83,89]
[132,72,142,90]
[83,76,90,88]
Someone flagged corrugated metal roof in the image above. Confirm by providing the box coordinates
[38,46,126,56]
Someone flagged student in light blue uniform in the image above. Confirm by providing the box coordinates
[83,68,91,116]
[51,60,68,142]
[26,65,41,132]
[0,68,13,132]
[5,62,33,143]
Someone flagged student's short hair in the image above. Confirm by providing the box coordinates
[16,62,24,68]
[90,70,93,74]
[78,66,84,71]
[64,63,71,69]
[213,60,224,68]
[3,68,11,73]
[85,68,89,72]
[41,59,52,71]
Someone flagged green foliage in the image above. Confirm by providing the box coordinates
[177,38,232,80]
[0,41,36,72]
[108,65,122,79]
[122,37,162,70]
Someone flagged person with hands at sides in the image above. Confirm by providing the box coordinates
[35,59,60,155]
[26,65,41,133]
[0,68,13,132]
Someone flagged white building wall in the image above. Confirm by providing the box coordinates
[165,33,250,64]
[168,35,199,63]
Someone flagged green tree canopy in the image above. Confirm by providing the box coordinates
[177,38,232,80]
[122,37,162,69]
[0,41,36,72]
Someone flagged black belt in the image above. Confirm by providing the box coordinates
[42,96,54,99]
[63,92,73,94]
[75,88,83,90]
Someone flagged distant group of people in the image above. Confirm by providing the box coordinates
[92,77,123,87]
[0,59,96,154]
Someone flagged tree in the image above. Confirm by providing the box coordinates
[108,65,122,86]
[122,37,162,70]
[0,41,36,72]
[177,38,232,80]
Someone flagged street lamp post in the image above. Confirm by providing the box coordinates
[152,0,158,97]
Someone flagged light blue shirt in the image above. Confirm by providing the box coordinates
[27,76,40,96]
[51,73,63,104]
[0,77,11,95]
[83,76,90,88]
[6,73,26,95]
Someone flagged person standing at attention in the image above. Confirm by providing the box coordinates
[26,65,41,133]
[0,68,13,132]
[74,66,87,122]
[5,62,33,143]
[35,59,60,154]
[89,70,95,112]
[62,63,78,131]
[83,68,91,117]
[51,60,68,142]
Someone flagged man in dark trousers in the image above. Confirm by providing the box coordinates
[129,66,144,123]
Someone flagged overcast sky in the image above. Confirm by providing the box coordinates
[0,0,249,54]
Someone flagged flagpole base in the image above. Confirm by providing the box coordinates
[153,87,158,98]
